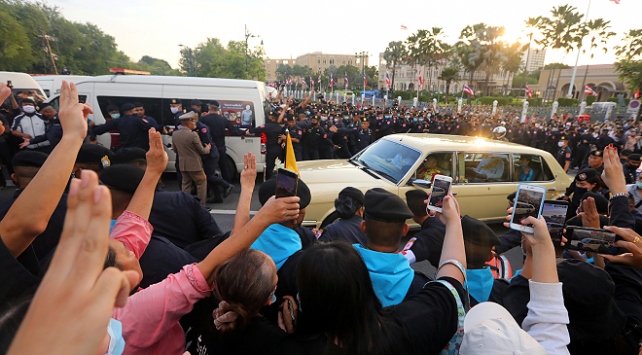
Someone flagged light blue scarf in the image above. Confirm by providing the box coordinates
[250,224,302,270]
[467,267,495,303]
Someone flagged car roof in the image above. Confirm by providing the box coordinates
[382,133,551,155]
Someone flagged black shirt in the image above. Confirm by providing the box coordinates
[408,217,446,268]
[199,113,242,149]
[319,215,367,246]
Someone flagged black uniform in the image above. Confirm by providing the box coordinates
[319,215,367,245]
[355,127,374,152]
[195,122,229,200]
[573,133,594,168]
[199,113,243,182]
[93,114,155,150]
[556,146,572,170]
[302,124,331,161]
[248,121,283,179]
[318,120,335,159]
[595,133,615,151]
[284,125,303,161]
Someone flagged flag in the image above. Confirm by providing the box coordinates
[526,84,533,99]
[285,131,299,175]
[310,76,314,88]
[345,72,349,89]
[635,89,640,99]
[318,75,321,87]
[418,68,423,90]
[584,84,597,96]
[401,24,408,30]
[463,84,475,96]
[330,73,334,89]
[610,0,620,4]
[363,71,367,88]
[300,77,306,87]
[385,70,391,89]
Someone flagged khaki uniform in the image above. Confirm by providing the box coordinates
[172,126,210,204]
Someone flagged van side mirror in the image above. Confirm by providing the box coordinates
[412,179,432,189]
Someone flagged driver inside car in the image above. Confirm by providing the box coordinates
[416,155,442,182]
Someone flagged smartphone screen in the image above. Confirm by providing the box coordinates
[542,201,568,226]
[565,227,620,255]
[428,176,452,211]
[511,185,545,227]
[275,168,298,198]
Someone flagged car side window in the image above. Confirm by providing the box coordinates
[458,152,511,183]
[414,152,454,181]
[513,154,554,182]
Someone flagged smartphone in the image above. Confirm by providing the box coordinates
[6,80,11,87]
[275,168,298,198]
[509,184,546,234]
[564,227,621,255]
[542,200,568,227]
[427,175,452,213]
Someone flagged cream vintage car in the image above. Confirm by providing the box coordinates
[298,134,573,228]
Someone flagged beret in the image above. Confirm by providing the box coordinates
[208,100,219,107]
[589,150,603,157]
[461,215,500,246]
[258,176,310,209]
[575,168,598,182]
[113,148,147,165]
[190,99,202,106]
[580,191,609,214]
[364,188,412,222]
[99,165,145,194]
[76,144,114,168]
[121,103,135,111]
[12,150,48,168]
[339,187,364,205]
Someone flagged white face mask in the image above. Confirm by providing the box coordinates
[558,141,566,147]
[170,107,179,114]
[22,105,36,114]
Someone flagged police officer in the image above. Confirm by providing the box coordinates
[283,115,303,161]
[572,128,594,168]
[318,110,335,159]
[355,118,374,152]
[302,115,332,161]
[556,135,572,173]
[199,100,243,182]
[247,110,284,179]
[378,109,395,138]
[92,103,155,151]
[319,187,366,245]
[192,111,233,203]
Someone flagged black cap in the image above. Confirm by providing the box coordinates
[559,135,568,141]
[38,103,53,111]
[208,100,219,107]
[170,98,182,105]
[461,215,500,246]
[190,99,202,106]
[99,165,145,194]
[580,191,609,214]
[589,150,603,157]
[12,151,48,168]
[406,189,428,207]
[76,144,114,168]
[507,191,517,201]
[268,111,278,117]
[121,103,135,112]
[113,148,147,165]
[339,187,364,205]
[106,104,120,112]
[628,153,641,161]
[557,260,626,341]
[364,188,413,222]
[258,176,310,209]
[133,102,144,108]
[20,98,35,106]
[575,168,598,182]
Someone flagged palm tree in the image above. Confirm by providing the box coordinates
[579,19,615,101]
[457,23,488,103]
[383,41,408,94]
[500,42,524,96]
[523,16,544,73]
[438,67,460,103]
[406,27,451,93]
[615,29,642,60]
[537,5,584,100]
[479,25,506,96]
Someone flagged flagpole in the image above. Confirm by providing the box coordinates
[567,0,591,99]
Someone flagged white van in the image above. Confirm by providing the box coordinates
[44,75,269,180]
[33,75,92,97]
[0,72,47,99]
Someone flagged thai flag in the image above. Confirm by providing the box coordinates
[463,84,474,96]
[418,69,423,90]
[363,71,367,88]
[310,76,314,88]
[401,24,408,30]
[584,85,597,96]
[526,84,533,98]
[330,73,334,89]
[385,70,391,89]
[610,0,620,4]
[318,75,321,87]
[345,73,349,89]
[635,89,640,99]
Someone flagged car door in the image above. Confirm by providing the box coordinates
[512,153,562,200]
[453,151,515,222]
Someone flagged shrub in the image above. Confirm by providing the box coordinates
[585,95,596,106]
[557,97,578,107]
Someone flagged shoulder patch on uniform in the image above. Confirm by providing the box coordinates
[566,153,571,158]
[201,128,207,133]
[298,130,302,135]
[142,118,149,123]
[323,134,327,139]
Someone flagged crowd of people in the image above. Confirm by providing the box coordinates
[4,81,642,354]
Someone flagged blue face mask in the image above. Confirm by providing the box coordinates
[636,181,642,189]
[385,115,392,119]
[106,318,125,355]
[413,118,418,122]
[110,113,120,119]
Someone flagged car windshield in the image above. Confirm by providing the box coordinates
[354,139,421,184]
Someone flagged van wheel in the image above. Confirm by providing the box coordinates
[222,156,237,182]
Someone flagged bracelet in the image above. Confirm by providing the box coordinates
[438,259,467,281]
[610,192,628,200]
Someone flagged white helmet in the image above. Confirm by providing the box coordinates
[493,126,507,139]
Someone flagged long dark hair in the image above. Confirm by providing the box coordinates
[334,196,362,220]
[296,242,396,354]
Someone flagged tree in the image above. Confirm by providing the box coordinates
[537,5,584,100]
[181,38,266,80]
[615,29,642,60]
[364,66,378,90]
[478,25,506,96]
[456,23,489,103]
[336,65,361,90]
[383,41,408,94]
[500,42,524,96]
[543,63,571,70]
[438,67,460,103]
[405,27,451,92]
[523,17,544,73]
[275,63,292,81]
[136,56,181,76]
[579,19,615,101]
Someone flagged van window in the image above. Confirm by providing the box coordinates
[47,95,87,111]
[458,152,511,183]
[97,96,166,125]
[513,154,554,182]
[413,152,454,180]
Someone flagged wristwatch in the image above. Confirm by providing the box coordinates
[609,192,628,200]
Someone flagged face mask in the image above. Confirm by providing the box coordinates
[22,105,36,114]
[344,116,349,120]
[385,115,392,119]
[558,141,565,147]
[170,107,179,114]
[110,113,120,119]
[106,318,125,355]
[636,181,642,189]
[320,116,327,121]
[405,115,410,119]
[413,118,418,122]
[270,292,277,304]
[305,111,310,115]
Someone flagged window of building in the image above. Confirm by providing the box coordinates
[330,58,334,65]
[284,60,288,65]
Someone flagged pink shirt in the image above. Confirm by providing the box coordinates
[113,264,213,355]
[110,210,154,259]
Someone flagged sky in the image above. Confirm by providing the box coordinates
[45,0,639,70]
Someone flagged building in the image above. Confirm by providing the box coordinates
[264,52,369,82]
[523,46,546,73]
[532,64,628,101]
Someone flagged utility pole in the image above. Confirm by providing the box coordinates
[245,25,258,75]
[40,30,58,74]
[355,51,368,93]
[567,0,592,99]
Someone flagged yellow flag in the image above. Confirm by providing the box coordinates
[285,131,299,175]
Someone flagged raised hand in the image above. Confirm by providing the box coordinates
[0,83,12,103]
[257,196,300,224]
[240,153,257,190]
[601,144,626,195]
[58,81,90,141]
[578,197,600,229]
[146,128,168,175]
[602,226,642,268]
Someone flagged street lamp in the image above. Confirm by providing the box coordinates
[355,51,368,93]
[245,24,259,75]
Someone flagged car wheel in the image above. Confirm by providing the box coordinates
[219,156,237,182]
